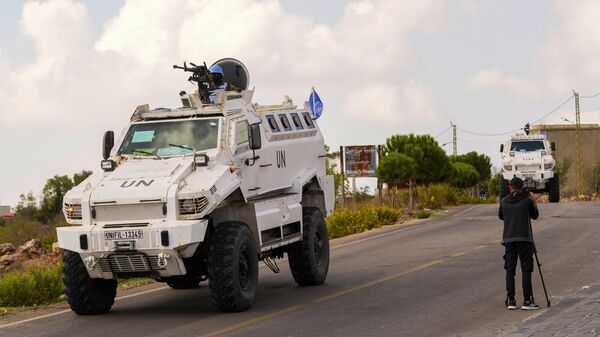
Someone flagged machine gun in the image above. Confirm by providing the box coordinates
[173,62,217,104]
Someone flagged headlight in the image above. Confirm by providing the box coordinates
[544,163,553,169]
[64,203,82,220]
[503,165,512,171]
[178,197,209,217]
[181,199,195,213]
[194,154,209,167]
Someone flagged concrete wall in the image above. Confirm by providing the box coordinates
[533,124,600,195]
[0,205,10,216]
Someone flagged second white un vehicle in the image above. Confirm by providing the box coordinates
[499,131,559,202]
[57,59,334,314]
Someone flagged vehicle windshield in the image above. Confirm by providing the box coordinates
[119,119,219,157]
[510,141,545,152]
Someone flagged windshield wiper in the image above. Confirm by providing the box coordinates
[132,149,162,159]
[169,143,196,152]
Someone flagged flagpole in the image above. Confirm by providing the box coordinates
[311,86,315,117]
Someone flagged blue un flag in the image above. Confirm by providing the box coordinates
[309,87,324,119]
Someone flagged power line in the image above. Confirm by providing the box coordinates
[434,125,453,139]
[456,138,505,144]
[455,93,575,136]
[530,93,574,125]
[580,92,600,99]
[456,126,522,137]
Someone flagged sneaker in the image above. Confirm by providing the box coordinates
[505,297,518,310]
[521,299,540,310]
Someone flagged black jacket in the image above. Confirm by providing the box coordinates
[498,191,539,244]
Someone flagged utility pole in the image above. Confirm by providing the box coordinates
[340,146,346,207]
[452,122,457,156]
[573,91,584,196]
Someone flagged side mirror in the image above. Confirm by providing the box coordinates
[500,144,504,153]
[103,131,115,160]
[248,123,262,150]
[551,142,556,151]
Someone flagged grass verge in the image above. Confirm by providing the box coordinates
[326,204,402,239]
[0,263,63,307]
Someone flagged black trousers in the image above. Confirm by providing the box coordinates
[504,242,534,301]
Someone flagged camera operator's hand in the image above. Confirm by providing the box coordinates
[529,192,539,209]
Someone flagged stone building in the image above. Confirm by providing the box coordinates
[532,124,600,195]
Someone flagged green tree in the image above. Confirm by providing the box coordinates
[73,170,93,186]
[450,151,491,183]
[382,134,451,186]
[488,173,501,197]
[556,157,572,187]
[324,145,344,201]
[375,153,417,188]
[450,162,480,189]
[376,153,417,208]
[39,175,74,223]
[15,192,39,220]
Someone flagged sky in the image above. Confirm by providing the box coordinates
[1,0,600,206]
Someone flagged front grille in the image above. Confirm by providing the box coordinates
[516,164,540,171]
[98,254,165,273]
[64,203,82,220]
[178,197,209,216]
[94,203,164,222]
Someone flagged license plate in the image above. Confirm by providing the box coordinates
[104,230,143,240]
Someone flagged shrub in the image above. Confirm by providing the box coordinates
[326,205,401,239]
[422,184,460,209]
[415,209,432,219]
[0,218,44,246]
[0,264,63,307]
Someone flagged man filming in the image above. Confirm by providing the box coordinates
[498,177,540,310]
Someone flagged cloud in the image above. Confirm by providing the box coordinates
[344,80,440,125]
[0,0,447,205]
[466,68,539,98]
[462,0,478,14]
[466,0,600,99]
[0,0,445,129]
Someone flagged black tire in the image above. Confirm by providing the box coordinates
[288,207,330,286]
[500,177,509,200]
[208,222,258,312]
[62,251,117,315]
[166,275,201,289]
[549,174,560,203]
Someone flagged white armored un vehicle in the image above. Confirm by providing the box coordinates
[57,59,334,314]
[499,129,559,202]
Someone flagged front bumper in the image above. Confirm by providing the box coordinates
[502,170,555,188]
[57,219,208,279]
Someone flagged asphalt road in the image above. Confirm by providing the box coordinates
[2,201,600,337]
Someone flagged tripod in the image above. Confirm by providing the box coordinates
[529,220,551,307]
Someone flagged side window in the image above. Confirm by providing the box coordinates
[278,114,292,131]
[290,112,304,130]
[266,115,280,132]
[302,112,315,129]
[235,120,248,145]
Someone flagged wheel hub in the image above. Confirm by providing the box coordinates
[314,230,324,265]
[238,245,250,289]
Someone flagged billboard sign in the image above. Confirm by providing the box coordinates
[344,145,378,177]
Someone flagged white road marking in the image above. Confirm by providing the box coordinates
[0,204,483,329]
[332,205,482,251]
[0,286,169,329]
